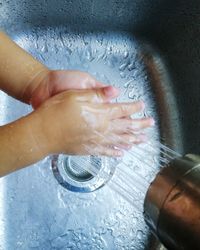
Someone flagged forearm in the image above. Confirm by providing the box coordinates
[0,113,48,176]
[0,32,49,103]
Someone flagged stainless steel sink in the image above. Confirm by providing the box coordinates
[0,0,200,249]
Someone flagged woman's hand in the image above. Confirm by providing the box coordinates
[28,70,108,109]
[35,87,153,157]
[0,86,153,176]
[0,32,109,106]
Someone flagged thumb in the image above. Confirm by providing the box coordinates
[86,86,120,103]
[103,86,120,99]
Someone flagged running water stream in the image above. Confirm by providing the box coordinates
[69,136,181,212]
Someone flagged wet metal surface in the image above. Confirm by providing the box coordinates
[52,154,117,193]
[0,0,200,249]
[144,154,200,249]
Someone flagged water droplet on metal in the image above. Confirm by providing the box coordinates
[120,72,126,78]
[124,51,129,59]
[119,63,128,71]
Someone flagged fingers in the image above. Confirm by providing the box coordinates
[93,129,147,150]
[83,143,123,157]
[83,119,153,157]
[106,116,154,149]
[105,133,147,148]
[127,117,155,130]
[93,146,124,157]
[85,132,147,157]
[102,86,120,99]
[94,81,107,88]
[117,133,147,145]
[110,117,154,133]
[77,86,120,103]
[104,101,145,119]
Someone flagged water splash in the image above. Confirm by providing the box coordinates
[77,135,180,213]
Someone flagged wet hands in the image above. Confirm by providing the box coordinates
[29,70,106,109]
[35,87,154,157]
[0,32,154,175]
[27,70,154,156]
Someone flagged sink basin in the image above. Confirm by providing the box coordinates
[0,0,200,249]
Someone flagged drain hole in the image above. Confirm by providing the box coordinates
[64,156,102,182]
[52,154,117,193]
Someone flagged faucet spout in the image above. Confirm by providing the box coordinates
[144,154,200,250]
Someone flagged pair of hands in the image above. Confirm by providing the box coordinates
[0,32,153,176]
[27,70,154,157]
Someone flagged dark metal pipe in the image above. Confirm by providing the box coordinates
[144,154,200,250]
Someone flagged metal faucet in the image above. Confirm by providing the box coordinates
[144,154,200,250]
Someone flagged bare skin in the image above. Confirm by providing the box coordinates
[0,32,154,176]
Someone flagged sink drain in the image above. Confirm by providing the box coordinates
[64,156,101,182]
[52,155,118,193]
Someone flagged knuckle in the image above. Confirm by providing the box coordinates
[94,89,103,101]
[120,105,128,115]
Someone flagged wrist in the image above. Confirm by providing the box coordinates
[0,113,50,175]
[22,67,50,105]
[25,111,52,157]
[32,109,65,155]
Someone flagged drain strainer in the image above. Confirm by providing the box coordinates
[52,154,118,193]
